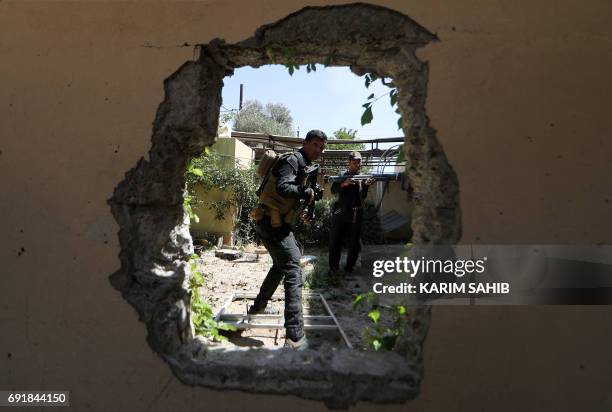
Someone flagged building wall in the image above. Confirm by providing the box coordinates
[1,1,611,411]
[190,137,253,244]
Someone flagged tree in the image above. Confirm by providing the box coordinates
[323,128,370,175]
[233,100,295,136]
[332,128,365,150]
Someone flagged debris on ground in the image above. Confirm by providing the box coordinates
[195,244,407,350]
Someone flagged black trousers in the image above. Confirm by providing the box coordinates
[252,217,304,341]
[329,207,363,271]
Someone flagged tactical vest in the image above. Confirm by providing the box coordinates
[250,151,308,227]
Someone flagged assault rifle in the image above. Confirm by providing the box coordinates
[324,173,401,183]
[298,164,324,223]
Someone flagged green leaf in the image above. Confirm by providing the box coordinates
[372,339,382,351]
[368,309,381,324]
[397,117,403,130]
[390,89,398,106]
[306,65,311,73]
[311,64,317,72]
[190,168,203,177]
[362,102,372,109]
[361,106,373,126]
[367,93,375,100]
[353,294,366,308]
[288,65,294,76]
[397,305,407,316]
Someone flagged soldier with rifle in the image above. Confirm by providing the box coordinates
[327,151,399,278]
[248,130,326,350]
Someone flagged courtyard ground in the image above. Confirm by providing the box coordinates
[193,244,407,350]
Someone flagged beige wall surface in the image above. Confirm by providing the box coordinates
[1,1,611,411]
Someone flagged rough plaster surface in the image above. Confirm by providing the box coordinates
[108,3,460,408]
[2,1,612,411]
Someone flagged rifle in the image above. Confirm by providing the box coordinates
[298,164,324,223]
[324,173,401,183]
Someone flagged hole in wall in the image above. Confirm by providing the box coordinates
[108,3,461,408]
[191,63,412,352]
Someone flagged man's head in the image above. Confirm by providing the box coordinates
[302,129,327,161]
[348,151,362,174]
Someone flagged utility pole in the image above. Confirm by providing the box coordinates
[239,84,244,110]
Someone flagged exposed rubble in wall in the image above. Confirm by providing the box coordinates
[108,3,461,408]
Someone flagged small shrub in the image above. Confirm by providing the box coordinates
[185,150,258,245]
[188,255,236,340]
[353,292,411,351]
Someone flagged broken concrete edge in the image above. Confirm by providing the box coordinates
[248,3,439,50]
[164,341,421,409]
[107,2,461,406]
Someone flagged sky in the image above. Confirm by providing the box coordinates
[220,64,403,142]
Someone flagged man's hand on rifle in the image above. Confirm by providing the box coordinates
[364,177,375,186]
[340,178,356,188]
[303,187,315,204]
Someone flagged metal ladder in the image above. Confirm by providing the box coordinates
[214,291,353,348]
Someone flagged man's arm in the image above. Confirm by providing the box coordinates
[331,172,354,194]
[274,155,312,200]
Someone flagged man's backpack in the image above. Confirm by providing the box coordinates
[256,150,280,178]
[255,150,291,196]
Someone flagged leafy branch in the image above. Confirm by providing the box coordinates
[185,149,259,245]
[188,254,236,341]
[361,73,403,130]
[353,292,411,351]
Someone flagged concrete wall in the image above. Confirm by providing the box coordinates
[190,137,253,243]
[1,1,611,411]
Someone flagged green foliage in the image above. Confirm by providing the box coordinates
[188,254,236,340]
[233,100,295,136]
[185,150,259,245]
[183,192,199,224]
[220,111,235,125]
[266,46,301,75]
[332,128,365,150]
[353,292,411,351]
[326,128,372,176]
[361,73,402,130]
[266,46,337,73]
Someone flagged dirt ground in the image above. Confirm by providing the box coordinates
[194,244,379,350]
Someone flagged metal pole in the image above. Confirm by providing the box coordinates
[239,84,244,110]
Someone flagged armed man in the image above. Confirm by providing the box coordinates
[328,151,374,277]
[248,129,326,350]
